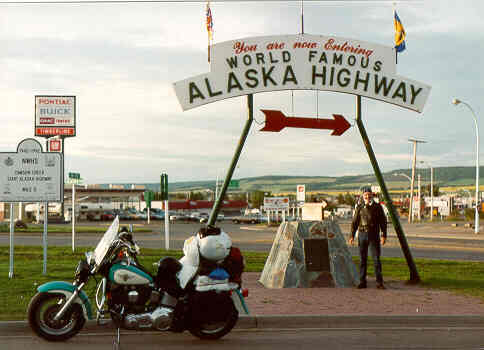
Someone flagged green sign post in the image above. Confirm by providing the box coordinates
[144,190,154,208]
[160,173,168,200]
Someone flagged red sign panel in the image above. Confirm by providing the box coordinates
[39,117,55,124]
[49,139,62,152]
[36,127,75,136]
[260,110,351,136]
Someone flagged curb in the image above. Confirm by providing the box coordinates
[2,315,483,336]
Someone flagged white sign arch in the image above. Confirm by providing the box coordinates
[174,34,431,112]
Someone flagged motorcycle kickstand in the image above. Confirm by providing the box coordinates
[113,327,121,350]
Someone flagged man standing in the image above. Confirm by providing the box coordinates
[349,187,387,289]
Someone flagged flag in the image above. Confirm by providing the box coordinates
[394,11,406,53]
[206,2,213,41]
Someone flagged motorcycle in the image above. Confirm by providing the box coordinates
[27,216,248,348]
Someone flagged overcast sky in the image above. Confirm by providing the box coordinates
[0,0,482,185]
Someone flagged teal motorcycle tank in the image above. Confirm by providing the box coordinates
[109,263,153,285]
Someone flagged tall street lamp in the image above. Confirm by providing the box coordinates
[452,98,480,234]
[408,138,426,223]
[420,161,434,221]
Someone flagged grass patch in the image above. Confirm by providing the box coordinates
[0,224,151,234]
[1,246,483,321]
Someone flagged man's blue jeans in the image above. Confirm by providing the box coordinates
[358,231,383,285]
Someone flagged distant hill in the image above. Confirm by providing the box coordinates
[100,166,484,194]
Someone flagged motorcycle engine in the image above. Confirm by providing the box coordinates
[123,292,178,331]
[109,284,152,313]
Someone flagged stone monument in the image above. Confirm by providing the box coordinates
[259,220,359,288]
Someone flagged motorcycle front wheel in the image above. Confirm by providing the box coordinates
[27,292,86,341]
[188,300,238,340]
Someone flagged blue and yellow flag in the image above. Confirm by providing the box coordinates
[206,2,213,41]
[394,11,406,53]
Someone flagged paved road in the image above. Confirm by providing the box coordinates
[2,220,483,261]
[1,327,483,350]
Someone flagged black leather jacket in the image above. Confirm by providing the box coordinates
[351,201,387,239]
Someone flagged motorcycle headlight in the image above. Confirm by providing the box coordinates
[75,258,91,283]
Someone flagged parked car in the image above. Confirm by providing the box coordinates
[232,215,263,224]
[100,211,115,221]
[114,209,132,221]
[125,208,142,220]
[170,214,193,222]
[150,211,165,220]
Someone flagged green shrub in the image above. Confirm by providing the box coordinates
[464,208,484,221]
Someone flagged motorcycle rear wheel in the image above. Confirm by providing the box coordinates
[188,301,238,340]
[28,292,86,341]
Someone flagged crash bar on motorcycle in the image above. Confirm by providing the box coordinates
[53,282,86,321]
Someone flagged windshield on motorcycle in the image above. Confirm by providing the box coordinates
[92,216,120,269]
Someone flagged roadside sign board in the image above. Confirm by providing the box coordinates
[35,95,76,138]
[174,34,431,113]
[264,197,290,210]
[228,179,240,189]
[371,185,381,193]
[160,173,168,200]
[144,190,154,208]
[0,138,63,202]
[297,184,305,202]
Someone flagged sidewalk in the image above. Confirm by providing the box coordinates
[242,272,484,316]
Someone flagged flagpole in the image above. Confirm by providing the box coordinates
[301,0,304,34]
[207,0,212,63]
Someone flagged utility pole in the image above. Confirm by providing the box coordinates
[408,138,426,223]
[430,166,434,221]
[418,174,421,221]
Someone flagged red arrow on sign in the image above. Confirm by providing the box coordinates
[259,109,351,136]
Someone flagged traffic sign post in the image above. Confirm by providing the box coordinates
[9,203,14,278]
[68,172,82,252]
[0,138,63,277]
[228,179,240,189]
[144,190,154,225]
[69,172,80,180]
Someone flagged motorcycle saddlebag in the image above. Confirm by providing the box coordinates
[221,247,245,285]
[156,257,183,297]
[189,290,234,324]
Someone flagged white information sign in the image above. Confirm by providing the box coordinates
[425,197,450,216]
[264,197,290,210]
[174,34,431,112]
[297,184,305,202]
[0,138,63,202]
